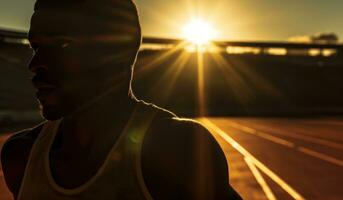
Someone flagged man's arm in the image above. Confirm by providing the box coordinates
[142,118,242,199]
[1,124,43,199]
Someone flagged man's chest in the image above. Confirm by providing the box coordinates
[49,150,105,189]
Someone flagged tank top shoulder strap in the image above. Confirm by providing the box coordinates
[121,102,163,200]
[17,120,62,200]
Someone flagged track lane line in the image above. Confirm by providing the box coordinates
[298,147,343,167]
[200,118,305,200]
[245,157,277,200]
[230,121,343,150]
[227,122,295,148]
[225,121,343,167]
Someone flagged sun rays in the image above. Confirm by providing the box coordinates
[130,5,280,117]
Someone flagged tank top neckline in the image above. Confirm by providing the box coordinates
[44,119,128,195]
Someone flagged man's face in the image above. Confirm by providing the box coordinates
[29,9,119,120]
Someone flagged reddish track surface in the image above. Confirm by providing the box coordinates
[201,117,343,200]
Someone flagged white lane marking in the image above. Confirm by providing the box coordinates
[201,118,305,200]
[256,132,295,148]
[244,157,277,200]
[226,121,343,167]
[228,122,295,148]
[231,121,343,150]
[298,147,343,167]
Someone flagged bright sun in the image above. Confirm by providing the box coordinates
[183,19,217,45]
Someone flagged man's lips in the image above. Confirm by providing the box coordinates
[32,78,58,99]
[32,75,57,90]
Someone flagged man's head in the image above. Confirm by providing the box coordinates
[29,0,141,120]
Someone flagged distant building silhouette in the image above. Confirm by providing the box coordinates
[311,33,339,44]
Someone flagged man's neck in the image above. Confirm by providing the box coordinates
[57,89,137,154]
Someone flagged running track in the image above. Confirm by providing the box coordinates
[1,118,342,199]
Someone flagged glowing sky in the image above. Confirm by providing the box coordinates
[0,0,342,41]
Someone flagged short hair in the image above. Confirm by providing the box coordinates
[33,0,142,66]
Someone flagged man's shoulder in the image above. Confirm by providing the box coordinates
[147,115,216,148]
[136,101,241,198]
[141,116,233,199]
[1,122,45,154]
[1,122,46,197]
[145,116,221,160]
[137,100,218,160]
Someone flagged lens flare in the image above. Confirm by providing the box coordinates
[183,19,217,45]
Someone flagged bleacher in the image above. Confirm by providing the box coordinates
[0,29,343,124]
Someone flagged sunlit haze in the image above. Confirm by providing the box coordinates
[0,0,342,41]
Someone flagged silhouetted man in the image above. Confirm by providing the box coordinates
[1,0,241,199]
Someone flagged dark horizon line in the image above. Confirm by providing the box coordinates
[1,27,343,50]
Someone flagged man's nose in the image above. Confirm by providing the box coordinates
[28,52,49,73]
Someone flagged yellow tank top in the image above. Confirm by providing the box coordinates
[18,107,155,200]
